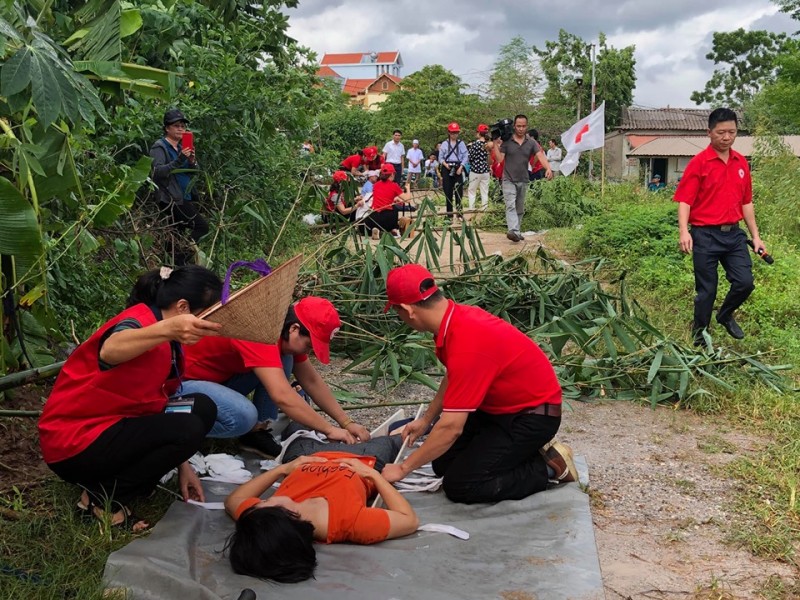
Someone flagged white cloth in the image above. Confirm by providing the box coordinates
[382,140,405,164]
[560,102,605,176]
[354,192,373,221]
[201,453,252,484]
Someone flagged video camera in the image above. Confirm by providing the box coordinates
[489,118,514,142]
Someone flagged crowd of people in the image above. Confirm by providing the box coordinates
[330,118,565,242]
[40,105,764,586]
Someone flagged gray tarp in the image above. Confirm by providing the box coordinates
[104,457,603,600]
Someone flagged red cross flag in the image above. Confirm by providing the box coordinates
[559,102,605,176]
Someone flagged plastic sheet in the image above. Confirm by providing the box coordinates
[104,456,603,600]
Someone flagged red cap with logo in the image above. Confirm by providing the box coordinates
[383,264,439,312]
[293,297,341,364]
[363,145,378,160]
[380,163,395,176]
[477,123,489,133]
[447,122,461,133]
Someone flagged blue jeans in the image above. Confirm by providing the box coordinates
[179,354,296,438]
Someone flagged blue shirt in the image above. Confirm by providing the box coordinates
[438,139,468,166]
[361,180,374,195]
[162,138,193,201]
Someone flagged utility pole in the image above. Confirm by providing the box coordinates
[588,42,597,180]
[576,77,583,121]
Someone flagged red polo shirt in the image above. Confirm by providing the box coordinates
[183,337,307,383]
[673,144,752,226]
[340,154,363,171]
[371,180,403,212]
[434,301,561,414]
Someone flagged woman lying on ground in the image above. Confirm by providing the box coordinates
[224,427,418,583]
[38,265,223,531]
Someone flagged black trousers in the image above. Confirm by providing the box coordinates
[281,423,403,473]
[432,410,560,504]
[440,169,464,216]
[690,226,755,330]
[364,209,400,233]
[48,394,216,506]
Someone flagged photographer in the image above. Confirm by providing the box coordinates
[492,115,552,242]
[438,122,469,218]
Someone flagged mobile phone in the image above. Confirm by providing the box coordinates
[165,397,195,414]
[181,131,194,152]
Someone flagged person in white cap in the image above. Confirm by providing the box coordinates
[406,139,424,189]
[361,170,379,196]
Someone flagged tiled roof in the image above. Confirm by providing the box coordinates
[627,135,800,157]
[341,78,376,96]
[620,107,744,131]
[316,65,341,78]
[321,51,400,65]
[341,74,403,96]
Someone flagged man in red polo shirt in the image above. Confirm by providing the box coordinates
[380,264,577,504]
[674,107,765,346]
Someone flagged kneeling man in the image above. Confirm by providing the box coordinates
[381,264,576,503]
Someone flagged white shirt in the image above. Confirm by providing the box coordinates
[383,140,405,164]
[406,148,424,172]
[546,147,562,168]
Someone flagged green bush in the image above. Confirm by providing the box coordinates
[577,200,678,262]
[523,176,600,230]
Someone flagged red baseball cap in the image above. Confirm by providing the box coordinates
[447,122,460,133]
[383,264,439,312]
[293,297,341,364]
[363,146,378,160]
[380,163,395,176]
[477,123,489,133]
[332,171,348,183]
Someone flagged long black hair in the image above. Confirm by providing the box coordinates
[225,505,317,583]
[127,265,222,312]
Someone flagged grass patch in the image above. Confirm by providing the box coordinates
[0,476,186,597]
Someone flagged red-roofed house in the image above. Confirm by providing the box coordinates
[317,51,404,110]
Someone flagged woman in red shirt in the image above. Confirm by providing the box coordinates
[38,265,223,530]
[364,163,412,237]
[224,435,418,583]
[322,173,364,223]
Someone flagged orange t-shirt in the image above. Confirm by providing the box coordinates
[233,452,390,544]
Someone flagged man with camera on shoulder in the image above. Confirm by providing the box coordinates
[492,114,552,242]
[438,122,469,219]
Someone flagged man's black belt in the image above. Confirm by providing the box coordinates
[518,404,561,417]
[692,223,739,232]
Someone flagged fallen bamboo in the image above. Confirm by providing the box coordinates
[0,361,65,393]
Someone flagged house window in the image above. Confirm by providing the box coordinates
[677,157,691,172]
[381,80,388,90]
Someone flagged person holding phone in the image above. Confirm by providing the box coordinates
[150,109,209,265]
[38,265,224,531]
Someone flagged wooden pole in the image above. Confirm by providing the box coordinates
[601,143,606,198]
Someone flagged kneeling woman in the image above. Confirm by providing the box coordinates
[322,172,364,224]
[38,265,224,530]
[224,434,418,583]
[363,163,412,235]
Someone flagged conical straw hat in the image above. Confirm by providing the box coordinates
[198,255,302,344]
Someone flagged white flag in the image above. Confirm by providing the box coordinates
[559,101,605,176]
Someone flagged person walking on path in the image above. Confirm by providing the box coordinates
[438,122,469,219]
[466,124,491,211]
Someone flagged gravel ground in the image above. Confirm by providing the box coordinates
[318,358,798,600]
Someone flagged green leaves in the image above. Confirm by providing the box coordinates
[0,178,43,276]
[1,46,31,96]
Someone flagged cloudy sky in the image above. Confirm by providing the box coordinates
[286,0,796,111]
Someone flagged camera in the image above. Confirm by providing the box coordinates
[490,118,514,142]
[448,163,461,177]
